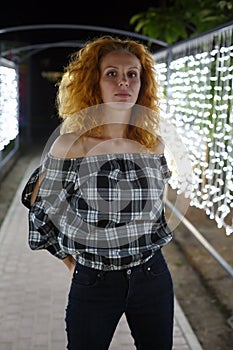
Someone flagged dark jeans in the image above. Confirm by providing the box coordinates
[65,249,174,350]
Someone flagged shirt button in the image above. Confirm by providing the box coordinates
[127,269,131,275]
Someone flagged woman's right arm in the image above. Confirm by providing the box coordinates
[30,172,77,276]
[30,172,45,206]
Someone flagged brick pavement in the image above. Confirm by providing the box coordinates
[0,157,203,350]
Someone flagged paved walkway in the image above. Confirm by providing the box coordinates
[0,157,203,350]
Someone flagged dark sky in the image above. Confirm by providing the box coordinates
[0,1,160,34]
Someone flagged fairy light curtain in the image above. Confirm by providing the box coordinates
[0,58,19,152]
[154,24,233,236]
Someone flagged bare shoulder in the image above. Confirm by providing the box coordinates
[50,132,84,159]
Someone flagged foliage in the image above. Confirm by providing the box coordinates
[130,0,233,44]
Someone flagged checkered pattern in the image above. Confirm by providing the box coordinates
[22,153,173,270]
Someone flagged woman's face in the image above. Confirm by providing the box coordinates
[99,50,141,105]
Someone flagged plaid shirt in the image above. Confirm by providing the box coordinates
[22,152,173,270]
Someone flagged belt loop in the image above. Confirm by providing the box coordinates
[142,249,161,273]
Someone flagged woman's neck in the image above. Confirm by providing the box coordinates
[101,123,129,139]
[101,104,132,139]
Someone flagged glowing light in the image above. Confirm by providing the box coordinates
[154,25,233,235]
[0,59,19,151]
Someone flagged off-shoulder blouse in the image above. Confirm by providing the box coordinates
[22,152,173,270]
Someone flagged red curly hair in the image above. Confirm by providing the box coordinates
[56,35,161,150]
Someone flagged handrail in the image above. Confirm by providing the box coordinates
[165,199,233,280]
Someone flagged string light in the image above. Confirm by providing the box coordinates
[154,26,233,236]
[0,59,19,151]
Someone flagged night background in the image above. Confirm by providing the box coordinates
[0,1,162,144]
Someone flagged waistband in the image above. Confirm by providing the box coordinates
[124,249,162,273]
[75,249,162,274]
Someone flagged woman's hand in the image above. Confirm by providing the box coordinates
[63,255,77,278]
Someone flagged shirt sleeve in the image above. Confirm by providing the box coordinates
[21,161,69,260]
[21,166,41,209]
[28,213,68,259]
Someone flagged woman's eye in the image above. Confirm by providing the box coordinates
[106,71,116,77]
[129,72,137,78]
[105,71,138,78]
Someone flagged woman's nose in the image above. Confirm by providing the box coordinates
[118,75,129,86]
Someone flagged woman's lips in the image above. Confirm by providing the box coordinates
[115,92,131,97]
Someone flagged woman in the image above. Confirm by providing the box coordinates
[22,35,174,350]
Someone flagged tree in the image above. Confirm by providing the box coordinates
[130,0,233,44]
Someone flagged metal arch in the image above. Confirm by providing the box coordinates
[0,23,168,47]
[1,41,86,62]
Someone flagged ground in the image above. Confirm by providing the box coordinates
[0,146,233,350]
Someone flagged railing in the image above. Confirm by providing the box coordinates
[165,199,233,279]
